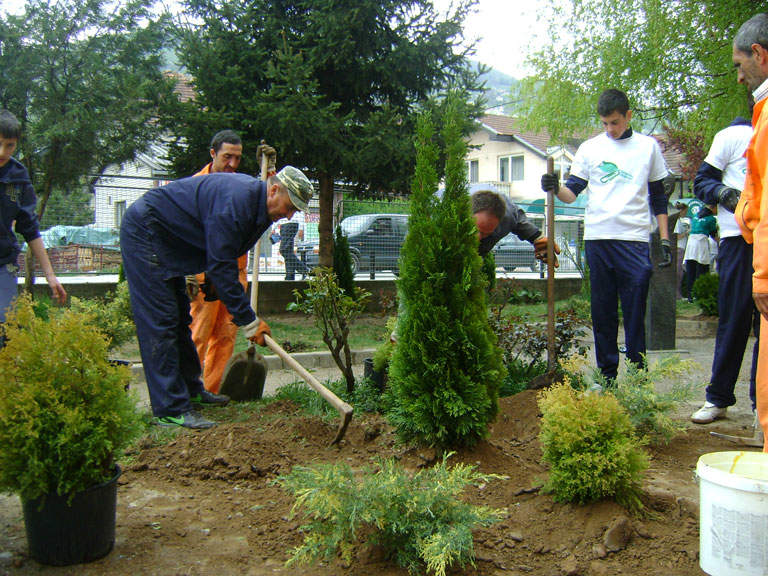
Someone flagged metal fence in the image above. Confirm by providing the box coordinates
[24,189,586,278]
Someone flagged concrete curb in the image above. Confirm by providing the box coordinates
[127,348,377,383]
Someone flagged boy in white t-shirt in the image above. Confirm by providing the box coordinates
[541,89,671,381]
[689,116,760,432]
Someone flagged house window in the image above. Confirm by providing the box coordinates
[115,200,126,227]
[499,155,524,182]
[468,160,479,183]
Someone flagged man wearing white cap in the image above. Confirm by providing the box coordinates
[120,166,313,429]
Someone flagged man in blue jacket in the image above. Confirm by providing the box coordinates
[0,110,67,330]
[120,166,313,428]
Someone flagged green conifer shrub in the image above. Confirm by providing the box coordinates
[0,295,143,502]
[333,224,356,298]
[386,96,504,448]
[276,454,504,575]
[692,272,719,316]
[538,383,648,511]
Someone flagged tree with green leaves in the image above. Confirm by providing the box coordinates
[0,0,178,288]
[386,96,504,449]
[171,0,485,267]
[518,0,763,148]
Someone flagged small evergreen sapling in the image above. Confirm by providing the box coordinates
[386,97,504,448]
[332,224,356,298]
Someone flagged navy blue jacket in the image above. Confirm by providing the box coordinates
[694,117,752,205]
[0,157,41,266]
[137,172,270,326]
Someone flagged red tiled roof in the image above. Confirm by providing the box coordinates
[164,71,196,103]
[652,134,686,177]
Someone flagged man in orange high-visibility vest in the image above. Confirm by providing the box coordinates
[733,13,768,450]
[186,130,275,395]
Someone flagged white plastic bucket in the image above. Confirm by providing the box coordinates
[696,451,768,576]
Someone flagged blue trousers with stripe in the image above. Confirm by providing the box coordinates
[585,240,652,380]
[705,236,759,410]
[120,199,204,418]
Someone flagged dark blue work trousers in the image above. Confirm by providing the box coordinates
[585,240,652,380]
[120,200,204,418]
[706,236,759,410]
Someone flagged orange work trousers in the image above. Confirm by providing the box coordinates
[190,257,248,394]
[759,314,768,452]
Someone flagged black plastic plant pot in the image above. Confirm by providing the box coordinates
[363,357,386,391]
[22,465,121,566]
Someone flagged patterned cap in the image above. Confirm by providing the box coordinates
[275,166,313,212]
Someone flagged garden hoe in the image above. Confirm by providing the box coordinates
[219,147,271,401]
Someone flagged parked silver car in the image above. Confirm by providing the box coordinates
[491,233,538,272]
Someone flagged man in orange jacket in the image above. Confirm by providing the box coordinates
[733,12,768,450]
[186,130,275,394]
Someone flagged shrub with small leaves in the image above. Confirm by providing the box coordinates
[607,356,697,444]
[69,281,135,350]
[0,294,143,503]
[692,273,718,316]
[538,383,648,511]
[276,454,504,576]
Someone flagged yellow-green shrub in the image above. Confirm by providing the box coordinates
[0,295,143,502]
[538,383,648,511]
[276,454,504,575]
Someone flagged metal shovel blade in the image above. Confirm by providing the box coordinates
[709,430,764,448]
[220,346,268,401]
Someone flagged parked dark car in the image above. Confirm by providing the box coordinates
[297,213,409,274]
[491,233,538,272]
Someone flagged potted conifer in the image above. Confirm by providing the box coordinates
[0,294,143,566]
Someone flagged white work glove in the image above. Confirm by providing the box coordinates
[243,317,271,346]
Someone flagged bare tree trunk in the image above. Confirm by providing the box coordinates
[318,172,334,268]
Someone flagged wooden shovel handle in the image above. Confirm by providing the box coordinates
[263,334,353,416]
[250,142,272,312]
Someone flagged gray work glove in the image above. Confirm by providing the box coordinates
[256,142,277,174]
[185,275,200,299]
[540,173,559,194]
[717,185,741,213]
[658,239,672,268]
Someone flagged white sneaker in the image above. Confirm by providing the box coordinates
[691,402,727,424]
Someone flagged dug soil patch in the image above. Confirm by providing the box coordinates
[2,391,735,575]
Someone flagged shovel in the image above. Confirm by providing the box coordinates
[219,149,272,400]
[263,334,353,445]
[709,430,764,448]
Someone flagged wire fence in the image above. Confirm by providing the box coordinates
[21,182,587,279]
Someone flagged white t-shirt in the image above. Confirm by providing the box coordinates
[702,123,752,239]
[571,131,669,241]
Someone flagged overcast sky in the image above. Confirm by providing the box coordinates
[2,0,546,78]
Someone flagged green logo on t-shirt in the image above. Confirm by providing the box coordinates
[598,161,633,183]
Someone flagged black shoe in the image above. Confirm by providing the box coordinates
[155,409,216,429]
[190,390,230,406]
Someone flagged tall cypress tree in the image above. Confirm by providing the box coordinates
[387,96,504,449]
